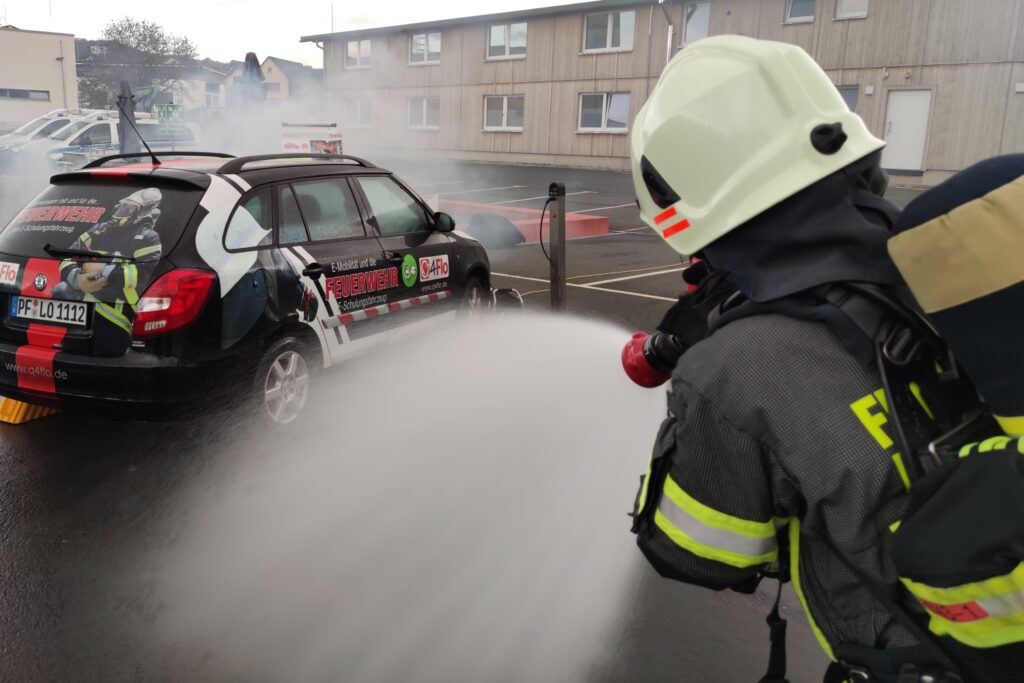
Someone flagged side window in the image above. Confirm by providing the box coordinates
[278,185,309,245]
[225,188,273,250]
[291,178,366,241]
[34,119,67,139]
[357,176,430,236]
[79,124,112,146]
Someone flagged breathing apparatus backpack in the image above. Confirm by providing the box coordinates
[878,155,1024,683]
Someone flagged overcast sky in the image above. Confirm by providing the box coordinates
[2,0,589,66]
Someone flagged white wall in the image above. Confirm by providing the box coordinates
[0,28,79,128]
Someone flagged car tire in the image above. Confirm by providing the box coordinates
[458,275,488,319]
[254,336,314,426]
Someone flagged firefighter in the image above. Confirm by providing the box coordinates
[628,37,961,682]
[56,187,163,336]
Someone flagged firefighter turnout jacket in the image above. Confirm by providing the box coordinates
[58,215,162,335]
[633,310,935,668]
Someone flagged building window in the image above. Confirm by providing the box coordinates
[835,0,868,19]
[837,85,859,112]
[785,0,815,23]
[264,82,281,93]
[408,96,440,129]
[578,92,630,132]
[683,2,711,46]
[205,82,221,108]
[345,39,371,68]
[483,95,524,131]
[583,10,635,52]
[0,89,50,101]
[487,22,527,59]
[410,32,441,64]
[341,98,371,127]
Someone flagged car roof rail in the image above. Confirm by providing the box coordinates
[217,153,375,175]
[82,152,236,169]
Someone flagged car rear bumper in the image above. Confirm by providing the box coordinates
[0,341,238,417]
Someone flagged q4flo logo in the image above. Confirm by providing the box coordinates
[401,254,418,288]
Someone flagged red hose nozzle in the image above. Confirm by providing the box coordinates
[622,332,673,388]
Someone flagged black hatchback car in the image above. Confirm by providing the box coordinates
[0,153,494,423]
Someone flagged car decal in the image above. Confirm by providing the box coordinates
[15,323,66,395]
[20,258,60,300]
[321,291,452,328]
[193,176,252,295]
[278,247,333,364]
[284,246,342,342]
[220,174,250,194]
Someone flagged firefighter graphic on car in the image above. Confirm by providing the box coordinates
[54,188,164,338]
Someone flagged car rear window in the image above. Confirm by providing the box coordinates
[0,180,202,259]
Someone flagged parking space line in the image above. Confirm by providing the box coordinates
[416,180,467,188]
[566,264,683,281]
[491,190,596,205]
[439,185,527,196]
[492,272,678,302]
[586,266,687,286]
[573,202,637,213]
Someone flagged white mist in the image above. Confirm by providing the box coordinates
[146,312,666,682]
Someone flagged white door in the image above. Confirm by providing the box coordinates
[881,90,931,172]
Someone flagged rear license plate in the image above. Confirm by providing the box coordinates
[10,296,89,327]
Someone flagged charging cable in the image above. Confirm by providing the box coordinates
[538,196,555,265]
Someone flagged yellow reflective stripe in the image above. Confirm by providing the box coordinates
[663,475,776,539]
[927,611,1024,648]
[902,562,1024,608]
[995,415,1024,437]
[901,562,1024,647]
[891,453,911,491]
[788,518,836,661]
[652,475,778,569]
[889,520,902,533]
[959,436,1024,458]
[908,382,935,420]
[133,245,160,258]
[636,458,653,515]
[95,302,131,334]
[653,509,777,568]
[122,264,139,305]
[79,233,92,244]
[978,435,1013,453]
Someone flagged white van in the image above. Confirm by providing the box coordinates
[17,114,198,170]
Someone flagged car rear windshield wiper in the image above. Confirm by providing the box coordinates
[42,244,136,262]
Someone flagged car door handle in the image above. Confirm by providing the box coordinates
[387,252,403,264]
[302,262,325,278]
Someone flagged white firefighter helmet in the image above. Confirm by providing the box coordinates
[631,35,884,256]
[113,187,162,224]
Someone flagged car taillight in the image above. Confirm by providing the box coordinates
[131,268,216,339]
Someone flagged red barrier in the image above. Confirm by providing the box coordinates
[438,198,609,243]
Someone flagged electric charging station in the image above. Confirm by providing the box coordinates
[548,182,566,311]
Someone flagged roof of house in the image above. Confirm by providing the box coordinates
[300,0,645,42]
[1,24,75,38]
[262,56,322,86]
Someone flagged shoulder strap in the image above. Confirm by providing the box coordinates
[759,578,790,683]
[707,284,911,371]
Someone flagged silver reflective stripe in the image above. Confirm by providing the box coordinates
[656,496,777,558]
[978,588,1024,617]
